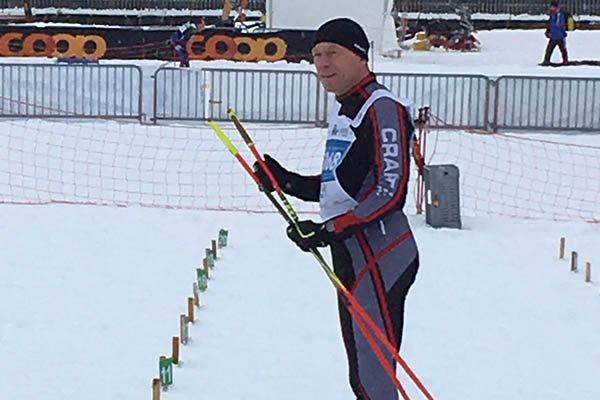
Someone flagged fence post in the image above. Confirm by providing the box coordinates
[491,78,499,133]
[571,251,578,272]
[152,68,160,124]
[135,65,144,123]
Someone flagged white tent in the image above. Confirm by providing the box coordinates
[265,0,399,57]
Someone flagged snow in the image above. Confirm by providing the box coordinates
[2,27,600,400]
[1,206,599,399]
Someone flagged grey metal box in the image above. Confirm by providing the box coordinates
[424,164,462,229]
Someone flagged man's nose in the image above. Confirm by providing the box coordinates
[316,58,330,70]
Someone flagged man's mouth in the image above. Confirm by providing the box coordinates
[321,73,336,79]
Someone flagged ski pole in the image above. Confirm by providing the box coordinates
[225,112,436,400]
[208,120,293,218]
[208,120,412,399]
[227,109,315,239]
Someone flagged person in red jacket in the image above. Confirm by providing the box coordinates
[541,0,569,65]
[255,18,419,400]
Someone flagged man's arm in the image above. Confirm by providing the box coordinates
[255,155,321,202]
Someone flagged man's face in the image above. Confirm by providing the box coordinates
[551,5,559,12]
[312,42,368,96]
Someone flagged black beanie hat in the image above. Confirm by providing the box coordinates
[550,0,559,6]
[313,18,370,60]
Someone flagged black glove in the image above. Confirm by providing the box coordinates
[253,154,288,193]
[286,220,334,252]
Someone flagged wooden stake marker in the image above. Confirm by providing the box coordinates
[585,262,591,283]
[152,378,161,400]
[172,336,180,365]
[571,251,578,272]
[203,257,210,279]
[559,237,565,259]
[187,297,195,323]
[212,239,218,259]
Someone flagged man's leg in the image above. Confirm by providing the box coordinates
[542,39,558,64]
[178,47,190,67]
[387,256,419,352]
[332,237,419,400]
[558,39,568,63]
[332,242,370,399]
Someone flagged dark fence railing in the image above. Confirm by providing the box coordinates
[395,0,600,15]
[0,0,266,11]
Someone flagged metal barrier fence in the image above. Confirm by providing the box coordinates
[0,0,266,10]
[395,0,600,15]
[153,67,207,121]
[493,76,600,131]
[1,63,599,132]
[153,67,328,124]
[0,64,142,119]
[378,73,490,129]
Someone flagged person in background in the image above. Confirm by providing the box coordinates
[171,19,205,68]
[541,0,569,65]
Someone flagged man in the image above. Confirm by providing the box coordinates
[170,20,205,67]
[541,0,569,65]
[255,18,419,400]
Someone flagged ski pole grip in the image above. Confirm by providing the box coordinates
[229,109,253,146]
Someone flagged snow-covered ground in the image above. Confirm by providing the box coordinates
[2,28,600,400]
[1,206,599,399]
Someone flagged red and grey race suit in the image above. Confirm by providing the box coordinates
[278,73,419,399]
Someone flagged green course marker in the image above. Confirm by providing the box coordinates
[218,229,229,248]
[197,268,208,292]
[159,356,173,387]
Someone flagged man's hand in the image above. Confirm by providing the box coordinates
[286,220,334,252]
[253,154,286,193]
